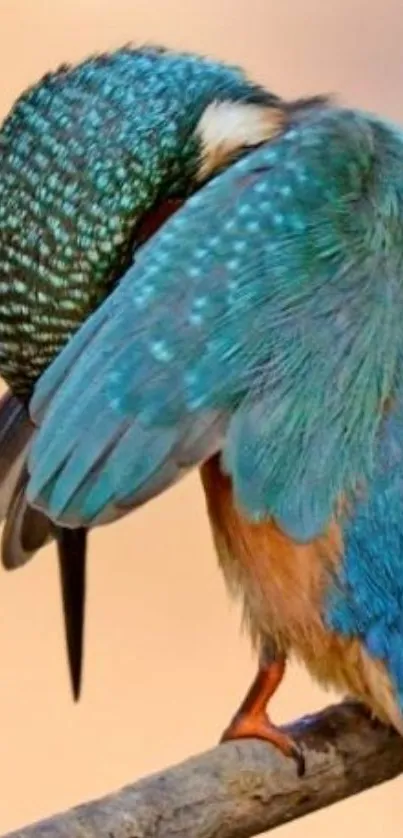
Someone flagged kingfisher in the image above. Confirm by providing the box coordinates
[25,101,403,775]
[0,44,308,699]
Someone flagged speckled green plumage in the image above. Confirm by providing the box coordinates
[0,45,275,397]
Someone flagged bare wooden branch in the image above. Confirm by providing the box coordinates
[5,701,403,838]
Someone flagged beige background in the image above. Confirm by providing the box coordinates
[0,1,402,834]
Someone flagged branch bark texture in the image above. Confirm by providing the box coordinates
[5,701,403,838]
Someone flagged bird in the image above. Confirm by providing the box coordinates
[25,100,403,776]
[0,43,314,701]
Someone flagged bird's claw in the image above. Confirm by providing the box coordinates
[220,711,306,776]
[289,740,306,777]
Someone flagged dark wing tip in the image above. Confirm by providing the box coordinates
[1,467,53,570]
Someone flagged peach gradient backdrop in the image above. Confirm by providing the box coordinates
[0,1,402,835]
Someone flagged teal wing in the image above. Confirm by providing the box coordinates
[27,106,403,536]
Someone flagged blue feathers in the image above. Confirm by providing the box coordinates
[326,402,403,702]
[27,265,229,525]
[27,104,403,536]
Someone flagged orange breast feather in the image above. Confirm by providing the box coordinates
[200,455,402,730]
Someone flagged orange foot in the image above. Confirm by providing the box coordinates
[221,710,305,776]
[220,658,305,776]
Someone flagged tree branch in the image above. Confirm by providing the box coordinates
[5,701,403,838]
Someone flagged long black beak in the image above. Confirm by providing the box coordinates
[55,526,87,701]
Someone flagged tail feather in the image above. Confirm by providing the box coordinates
[1,465,53,568]
[0,388,87,701]
[0,391,52,568]
[55,526,87,701]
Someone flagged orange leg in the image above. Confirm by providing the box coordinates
[220,657,305,776]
